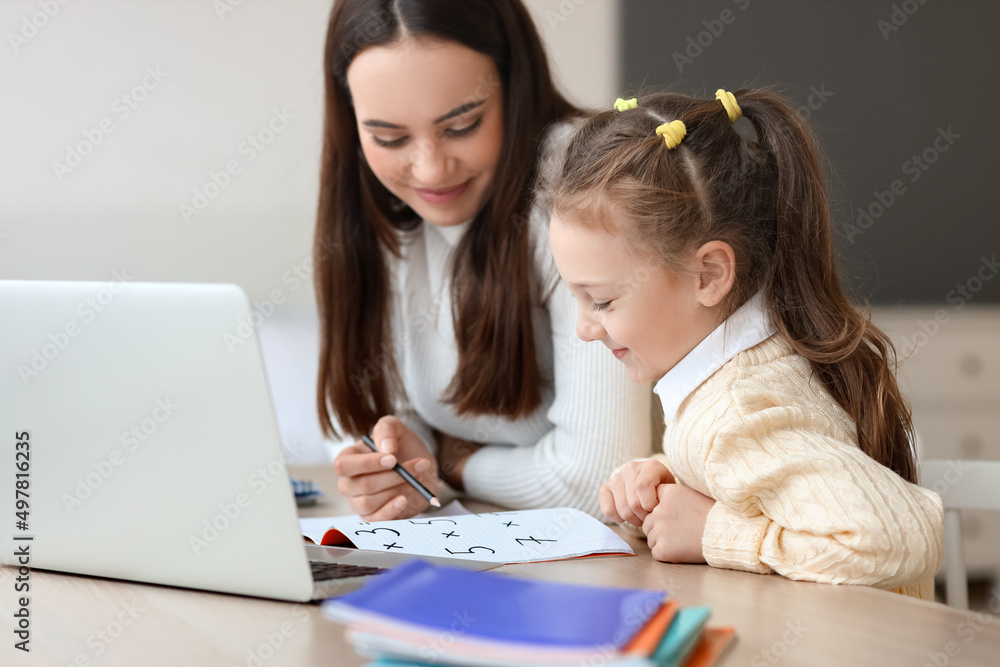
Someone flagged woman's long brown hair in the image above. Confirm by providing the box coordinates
[315,0,579,438]
[547,89,917,484]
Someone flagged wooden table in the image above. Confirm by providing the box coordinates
[3,465,999,666]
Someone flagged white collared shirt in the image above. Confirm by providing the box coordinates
[653,291,775,422]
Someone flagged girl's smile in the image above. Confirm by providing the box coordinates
[549,209,722,384]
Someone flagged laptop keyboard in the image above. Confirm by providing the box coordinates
[309,560,388,582]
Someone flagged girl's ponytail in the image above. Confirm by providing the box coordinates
[739,90,918,484]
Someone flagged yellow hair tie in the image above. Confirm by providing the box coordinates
[613,97,638,112]
[715,89,742,123]
[655,120,687,149]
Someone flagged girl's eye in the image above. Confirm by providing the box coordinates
[372,135,408,148]
[592,301,611,312]
[444,116,483,138]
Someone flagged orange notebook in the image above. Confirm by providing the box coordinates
[623,601,680,656]
[684,627,736,667]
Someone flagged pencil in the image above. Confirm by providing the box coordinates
[361,434,441,508]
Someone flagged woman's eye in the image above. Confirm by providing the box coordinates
[372,135,408,148]
[444,116,483,138]
[592,301,611,312]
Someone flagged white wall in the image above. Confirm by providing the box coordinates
[0,0,620,462]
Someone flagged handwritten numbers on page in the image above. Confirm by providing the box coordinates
[326,507,634,564]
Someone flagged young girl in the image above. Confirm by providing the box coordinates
[316,0,652,522]
[546,89,943,599]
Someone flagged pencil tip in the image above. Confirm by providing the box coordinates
[430,498,441,508]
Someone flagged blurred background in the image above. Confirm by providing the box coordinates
[2,0,997,602]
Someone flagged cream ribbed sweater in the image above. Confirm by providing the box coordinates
[654,335,943,600]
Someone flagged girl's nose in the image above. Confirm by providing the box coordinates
[576,311,606,343]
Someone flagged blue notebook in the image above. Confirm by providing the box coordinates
[323,560,666,649]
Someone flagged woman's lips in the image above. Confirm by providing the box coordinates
[415,180,470,204]
[612,348,628,360]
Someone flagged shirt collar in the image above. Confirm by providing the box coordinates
[428,219,473,248]
[653,291,775,422]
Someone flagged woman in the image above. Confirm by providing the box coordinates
[315,0,652,521]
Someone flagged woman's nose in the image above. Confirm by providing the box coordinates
[409,138,449,185]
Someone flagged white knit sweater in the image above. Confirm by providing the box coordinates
[387,211,653,519]
[652,328,943,600]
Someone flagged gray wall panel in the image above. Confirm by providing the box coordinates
[621,0,999,305]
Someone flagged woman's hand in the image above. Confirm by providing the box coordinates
[435,432,482,492]
[642,483,715,563]
[599,459,676,527]
[333,415,439,521]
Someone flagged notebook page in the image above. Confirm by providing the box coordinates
[325,507,633,563]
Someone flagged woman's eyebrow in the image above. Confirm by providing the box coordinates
[360,99,486,130]
[433,99,485,124]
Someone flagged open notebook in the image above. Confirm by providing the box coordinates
[302,506,634,564]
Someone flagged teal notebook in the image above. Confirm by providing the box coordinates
[324,559,666,649]
[654,606,711,666]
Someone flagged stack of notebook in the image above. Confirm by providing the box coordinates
[322,560,735,667]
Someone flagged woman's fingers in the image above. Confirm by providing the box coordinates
[334,445,397,478]
[352,478,431,521]
[348,486,407,519]
[338,467,413,497]
[370,415,405,455]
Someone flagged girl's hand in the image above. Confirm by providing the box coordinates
[642,483,715,563]
[435,432,482,492]
[333,415,439,521]
[599,459,676,527]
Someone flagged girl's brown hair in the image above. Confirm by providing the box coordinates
[548,89,917,484]
[315,0,579,438]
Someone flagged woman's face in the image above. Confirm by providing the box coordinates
[346,37,504,227]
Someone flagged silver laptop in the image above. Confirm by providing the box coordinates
[0,279,496,601]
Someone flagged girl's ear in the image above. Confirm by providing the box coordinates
[694,241,735,307]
